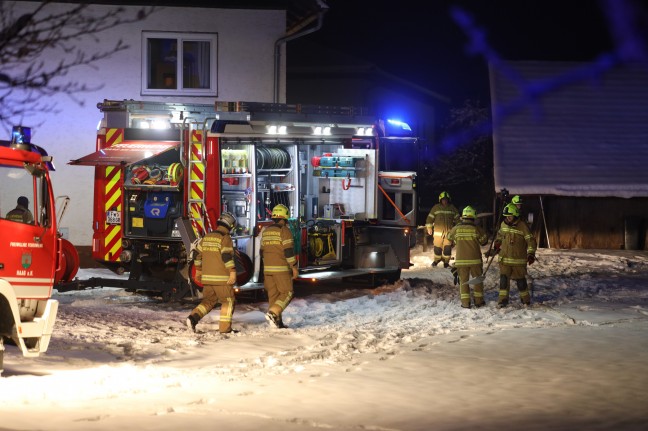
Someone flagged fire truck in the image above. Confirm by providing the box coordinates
[1,126,79,375]
[69,100,419,300]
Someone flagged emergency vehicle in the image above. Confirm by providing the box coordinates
[1,126,79,375]
[69,100,419,300]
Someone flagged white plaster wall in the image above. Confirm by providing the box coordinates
[5,2,286,245]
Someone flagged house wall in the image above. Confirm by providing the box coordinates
[6,2,286,246]
[525,196,648,250]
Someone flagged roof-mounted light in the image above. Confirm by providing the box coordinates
[355,126,373,136]
[266,125,287,135]
[10,125,32,150]
[385,119,413,136]
[312,126,332,136]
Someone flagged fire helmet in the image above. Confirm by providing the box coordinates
[511,195,523,205]
[462,205,476,219]
[271,204,290,220]
[502,203,520,218]
[218,212,237,231]
[439,191,451,202]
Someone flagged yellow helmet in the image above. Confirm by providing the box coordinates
[511,195,522,205]
[462,205,476,219]
[439,191,451,202]
[271,204,289,220]
[502,203,520,217]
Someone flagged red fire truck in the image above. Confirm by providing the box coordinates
[69,100,419,300]
[1,126,79,375]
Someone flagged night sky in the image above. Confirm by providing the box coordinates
[295,0,618,103]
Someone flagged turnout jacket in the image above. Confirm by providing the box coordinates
[495,219,537,266]
[195,225,236,284]
[447,220,488,266]
[425,203,460,234]
[260,221,297,274]
[6,204,34,224]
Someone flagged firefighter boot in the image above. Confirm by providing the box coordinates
[432,246,443,267]
[473,284,486,308]
[186,314,199,333]
[517,278,531,306]
[497,275,510,308]
[442,245,452,268]
[265,311,281,328]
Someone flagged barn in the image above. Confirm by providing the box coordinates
[490,60,648,250]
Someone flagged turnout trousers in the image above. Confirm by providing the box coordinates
[497,264,531,306]
[457,264,484,307]
[190,283,236,333]
[264,272,294,319]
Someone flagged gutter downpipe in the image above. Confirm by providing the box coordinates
[273,1,328,103]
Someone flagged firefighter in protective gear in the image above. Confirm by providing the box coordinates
[261,204,298,328]
[425,191,460,268]
[493,203,537,307]
[511,194,526,220]
[447,206,488,308]
[6,196,34,224]
[186,212,238,334]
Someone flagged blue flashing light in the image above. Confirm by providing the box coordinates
[11,125,31,145]
[387,119,412,131]
[385,119,413,137]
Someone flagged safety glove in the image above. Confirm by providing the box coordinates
[450,266,459,285]
[485,242,501,258]
[527,254,536,265]
[227,270,237,285]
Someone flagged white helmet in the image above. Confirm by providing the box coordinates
[218,212,237,231]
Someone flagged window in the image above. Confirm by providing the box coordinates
[0,164,50,226]
[142,31,218,96]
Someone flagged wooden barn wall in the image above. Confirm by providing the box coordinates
[523,196,648,250]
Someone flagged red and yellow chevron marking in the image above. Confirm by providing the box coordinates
[190,202,205,237]
[104,165,123,261]
[189,131,205,236]
[105,128,124,147]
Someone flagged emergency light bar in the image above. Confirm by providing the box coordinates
[11,125,31,145]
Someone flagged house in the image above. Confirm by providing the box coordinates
[3,1,323,256]
[490,60,648,250]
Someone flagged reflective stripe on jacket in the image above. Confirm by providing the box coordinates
[447,221,488,266]
[425,203,459,233]
[261,222,296,273]
[496,220,537,266]
[195,225,235,284]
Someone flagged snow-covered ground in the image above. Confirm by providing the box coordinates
[2,246,648,431]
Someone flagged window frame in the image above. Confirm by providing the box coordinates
[141,31,218,97]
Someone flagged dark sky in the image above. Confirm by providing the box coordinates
[298,0,618,103]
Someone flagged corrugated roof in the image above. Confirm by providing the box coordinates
[490,60,648,198]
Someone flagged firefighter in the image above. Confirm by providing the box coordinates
[447,206,489,308]
[425,191,460,268]
[186,212,238,334]
[261,204,298,329]
[5,196,34,224]
[486,203,537,307]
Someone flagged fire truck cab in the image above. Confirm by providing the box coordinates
[1,126,78,375]
[70,100,419,299]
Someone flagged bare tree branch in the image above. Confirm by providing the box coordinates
[0,0,155,127]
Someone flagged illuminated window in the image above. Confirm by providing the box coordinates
[142,31,218,96]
